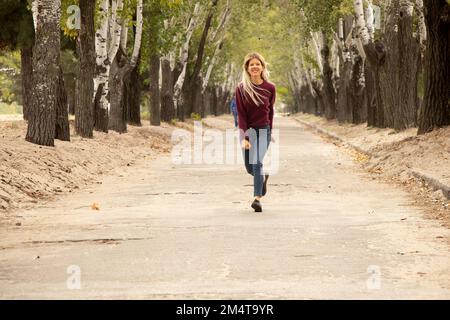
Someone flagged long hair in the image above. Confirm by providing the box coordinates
[240,52,270,106]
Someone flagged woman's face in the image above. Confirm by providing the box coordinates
[247,58,263,78]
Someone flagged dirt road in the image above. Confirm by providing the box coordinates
[1,116,450,299]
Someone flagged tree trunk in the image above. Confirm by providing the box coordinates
[108,0,142,130]
[108,50,127,133]
[397,0,420,128]
[55,66,70,141]
[173,61,183,87]
[188,0,218,116]
[417,0,450,134]
[125,63,142,126]
[337,56,352,123]
[21,46,33,121]
[75,0,95,138]
[350,52,366,124]
[311,80,323,116]
[68,84,76,115]
[211,86,218,116]
[369,0,419,130]
[202,88,210,116]
[365,62,377,126]
[363,41,386,128]
[321,35,336,120]
[93,0,111,133]
[26,0,61,147]
[160,58,175,122]
[149,53,161,126]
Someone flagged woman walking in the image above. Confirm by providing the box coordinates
[235,52,276,213]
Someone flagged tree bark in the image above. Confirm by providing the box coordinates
[365,62,377,126]
[160,57,175,122]
[26,0,61,147]
[55,65,70,141]
[321,35,336,120]
[75,0,95,138]
[172,3,201,119]
[187,0,218,117]
[356,0,419,130]
[20,46,33,121]
[125,63,142,126]
[337,56,352,122]
[377,0,419,129]
[108,49,127,133]
[417,0,450,134]
[94,0,111,132]
[107,0,142,132]
[350,52,366,124]
[149,53,161,126]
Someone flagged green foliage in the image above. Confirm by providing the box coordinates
[190,112,202,120]
[417,69,425,99]
[61,0,79,40]
[292,0,352,35]
[302,50,321,74]
[141,108,150,121]
[224,0,300,96]
[170,118,179,125]
[0,51,21,104]
[0,102,22,115]
[276,86,289,97]
[0,0,34,50]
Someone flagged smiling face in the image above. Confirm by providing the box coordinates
[247,58,264,79]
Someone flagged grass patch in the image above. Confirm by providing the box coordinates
[0,102,22,115]
[190,112,201,121]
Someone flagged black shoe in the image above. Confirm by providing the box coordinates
[251,199,262,212]
[262,174,269,196]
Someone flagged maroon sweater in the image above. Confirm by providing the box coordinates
[235,80,276,141]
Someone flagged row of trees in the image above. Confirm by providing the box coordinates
[285,0,449,135]
[1,0,448,147]
[1,0,240,146]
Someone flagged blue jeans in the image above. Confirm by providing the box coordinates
[242,125,271,197]
[232,112,238,127]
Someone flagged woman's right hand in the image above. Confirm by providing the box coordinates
[241,139,251,150]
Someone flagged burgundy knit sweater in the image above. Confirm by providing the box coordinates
[235,80,276,141]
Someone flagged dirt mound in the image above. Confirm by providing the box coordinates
[0,120,174,212]
[366,127,450,184]
[293,112,450,228]
[293,113,450,186]
[0,115,234,212]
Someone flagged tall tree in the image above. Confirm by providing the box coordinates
[93,0,123,132]
[55,65,70,141]
[108,0,143,132]
[184,0,218,118]
[75,0,96,138]
[354,0,421,130]
[172,2,202,121]
[26,0,62,146]
[0,0,35,120]
[124,55,142,126]
[417,0,450,134]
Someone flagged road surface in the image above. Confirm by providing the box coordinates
[1,116,450,299]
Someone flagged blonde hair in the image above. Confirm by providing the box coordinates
[240,52,270,106]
